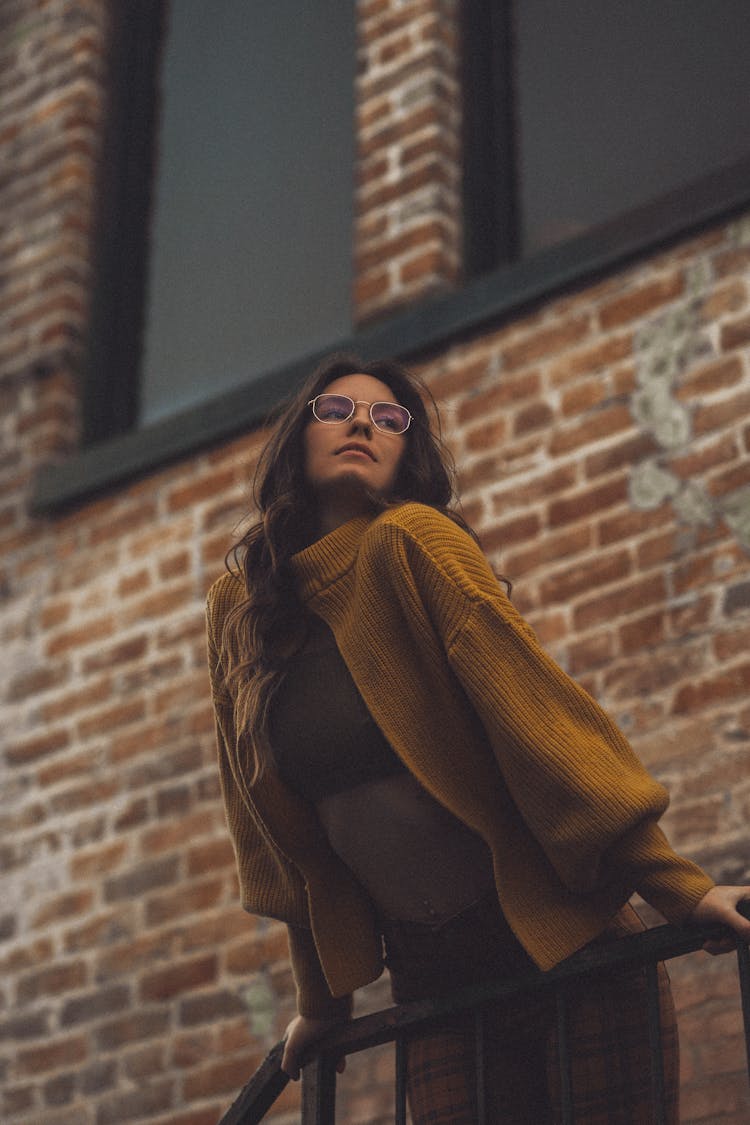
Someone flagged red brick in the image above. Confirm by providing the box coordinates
[45,614,114,657]
[70,841,128,881]
[150,1109,222,1125]
[573,574,667,631]
[699,277,748,321]
[183,1054,260,1100]
[87,500,159,547]
[567,632,615,675]
[513,400,554,437]
[501,315,591,370]
[539,550,631,605]
[584,432,658,478]
[139,955,218,1002]
[60,983,131,1028]
[693,390,750,436]
[121,582,195,626]
[708,459,750,498]
[672,545,745,596]
[713,244,750,278]
[456,454,504,493]
[167,467,238,512]
[524,610,568,647]
[94,1077,174,1123]
[720,313,750,351]
[31,890,94,930]
[548,478,628,528]
[668,593,715,637]
[491,464,578,513]
[669,432,739,478]
[145,879,225,927]
[0,937,55,977]
[598,272,685,329]
[64,910,135,954]
[672,662,750,714]
[6,662,70,701]
[560,378,608,416]
[16,959,88,1005]
[178,988,248,1027]
[179,910,254,953]
[139,811,218,857]
[354,266,390,309]
[186,837,236,877]
[225,926,289,974]
[464,415,508,453]
[399,245,453,285]
[109,718,181,765]
[95,931,174,983]
[427,357,499,402]
[5,727,69,766]
[123,1042,167,1079]
[676,354,744,400]
[127,745,202,791]
[37,747,99,787]
[16,1033,88,1076]
[118,567,151,598]
[619,611,665,654]
[504,525,592,577]
[604,644,704,701]
[104,857,180,904]
[113,796,150,831]
[356,219,447,273]
[548,404,633,457]
[597,505,671,546]
[50,778,121,815]
[158,550,191,580]
[456,371,540,423]
[547,333,633,385]
[43,676,113,723]
[479,513,540,553]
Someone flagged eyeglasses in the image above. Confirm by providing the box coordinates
[308,393,412,434]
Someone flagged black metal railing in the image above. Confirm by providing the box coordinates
[220,905,750,1125]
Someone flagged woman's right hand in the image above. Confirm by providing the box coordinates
[281,1013,347,1081]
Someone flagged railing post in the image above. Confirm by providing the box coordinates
[395,1033,408,1125]
[646,960,666,1125]
[737,937,750,1080]
[555,985,573,1125]
[301,1052,337,1124]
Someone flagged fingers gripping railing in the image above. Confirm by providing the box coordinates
[219,904,750,1125]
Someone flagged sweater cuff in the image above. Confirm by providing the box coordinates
[287,924,353,1020]
[611,819,715,924]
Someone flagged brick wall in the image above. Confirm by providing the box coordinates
[1,2,750,1124]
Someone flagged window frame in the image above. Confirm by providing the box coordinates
[32,2,750,514]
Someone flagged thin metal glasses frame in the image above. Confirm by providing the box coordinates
[308,394,412,434]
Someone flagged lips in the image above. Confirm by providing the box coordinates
[335,442,376,461]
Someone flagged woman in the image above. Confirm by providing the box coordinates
[206,353,750,1123]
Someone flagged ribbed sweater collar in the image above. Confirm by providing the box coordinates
[291,514,373,602]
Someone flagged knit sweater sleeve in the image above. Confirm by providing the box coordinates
[378,506,713,923]
[206,576,352,1019]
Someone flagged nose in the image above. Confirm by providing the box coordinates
[348,402,372,435]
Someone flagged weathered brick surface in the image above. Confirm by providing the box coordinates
[1,2,750,1123]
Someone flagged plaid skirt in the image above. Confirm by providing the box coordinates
[382,895,678,1125]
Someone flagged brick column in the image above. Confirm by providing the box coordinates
[354,0,464,324]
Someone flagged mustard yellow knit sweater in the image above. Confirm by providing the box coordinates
[206,503,713,1018]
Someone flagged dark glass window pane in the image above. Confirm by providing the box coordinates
[515,0,750,255]
[139,1,355,425]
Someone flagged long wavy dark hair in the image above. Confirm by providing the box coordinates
[222,352,477,782]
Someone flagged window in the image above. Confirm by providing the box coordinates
[85,0,355,441]
[463,0,750,272]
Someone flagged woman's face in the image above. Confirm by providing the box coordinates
[303,373,408,525]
